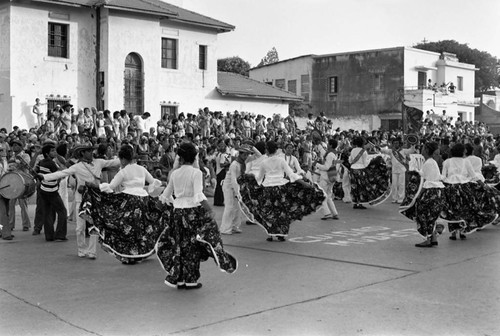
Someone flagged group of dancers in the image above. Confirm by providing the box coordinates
[32,131,500,290]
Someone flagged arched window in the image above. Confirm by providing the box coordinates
[124,53,144,115]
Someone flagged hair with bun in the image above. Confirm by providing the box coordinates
[177,142,197,164]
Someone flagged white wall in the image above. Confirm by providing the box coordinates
[103,9,219,122]
[204,89,289,119]
[9,2,96,130]
[249,56,313,96]
[0,4,11,129]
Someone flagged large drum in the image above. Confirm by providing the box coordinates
[0,171,37,199]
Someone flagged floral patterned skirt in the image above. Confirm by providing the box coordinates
[155,206,237,287]
[350,156,391,206]
[79,187,171,262]
[237,175,325,237]
[400,187,446,238]
[400,175,500,235]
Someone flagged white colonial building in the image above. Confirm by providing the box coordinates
[0,0,300,130]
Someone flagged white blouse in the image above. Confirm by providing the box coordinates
[420,158,444,189]
[256,155,302,187]
[349,147,369,169]
[465,155,485,182]
[160,165,207,208]
[442,157,476,184]
[100,163,160,196]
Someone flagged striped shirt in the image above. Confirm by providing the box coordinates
[37,158,59,193]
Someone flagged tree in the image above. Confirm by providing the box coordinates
[257,47,279,67]
[413,40,499,92]
[217,56,251,77]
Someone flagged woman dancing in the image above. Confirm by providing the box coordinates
[157,142,237,290]
[349,137,391,209]
[399,142,445,247]
[80,145,167,264]
[237,141,325,241]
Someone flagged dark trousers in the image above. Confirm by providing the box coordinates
[0,195,10,238]
[37,191,67,241]
[33,190,43,233]
[213,169,226,206]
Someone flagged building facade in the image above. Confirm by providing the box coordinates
[0,0,299,130]
[249,47,477,131]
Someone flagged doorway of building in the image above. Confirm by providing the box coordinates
[124,53,144,115]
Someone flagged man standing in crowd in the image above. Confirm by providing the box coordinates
[32,98,46,127]
[40,144,120,259]
[381,137,415,204]
[33,142,67,241]
[0,146,12,240]
[8,139,32,232]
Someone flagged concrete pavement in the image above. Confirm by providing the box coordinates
[1,199,499,336]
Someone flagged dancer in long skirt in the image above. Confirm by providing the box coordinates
[80,145,167,264]
[441,143,482,239]
[237,141,325,241]
[349,137,391,209]
[400,142,445,247]
[157,142,237,290]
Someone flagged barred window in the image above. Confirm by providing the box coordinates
[48,22,68,58]
[301,74,310,101]
[199,45,207,70]
[329,76,338,94]
[161,38,177,69]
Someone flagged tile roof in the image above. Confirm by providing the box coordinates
[217,72,303,102]
[32,0,234,32]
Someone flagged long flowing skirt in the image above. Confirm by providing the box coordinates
[79,187,170,262]
[155,206,237,286]
[350,156,391,206]
[399,173,446,238]
[400,172,500,235]
[237,175,325,237]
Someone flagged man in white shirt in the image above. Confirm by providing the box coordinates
[381,137,415,203]
[40,144,120,259]
[283,143,305,175]
[220,145,260,235]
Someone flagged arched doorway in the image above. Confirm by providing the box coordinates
[124,53,144,115]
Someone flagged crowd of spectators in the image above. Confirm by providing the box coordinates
[2,103,500,190]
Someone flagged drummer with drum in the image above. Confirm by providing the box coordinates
[7,139,32,232]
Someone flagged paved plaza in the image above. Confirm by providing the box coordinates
[1,199,499,336]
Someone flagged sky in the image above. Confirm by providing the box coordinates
[179,0,500,67]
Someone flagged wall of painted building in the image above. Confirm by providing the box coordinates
[204,89,289,119]
[312,48,405,118]
[6,2,96,130]
[248,56,313,99]
[0,3,12,130]
[102,9,220,123]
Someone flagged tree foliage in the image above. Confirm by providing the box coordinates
[217,56,251,77]
[257,47,279,67]
[413,40,499,92]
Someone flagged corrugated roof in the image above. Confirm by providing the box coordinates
[31,0,234,31]
[217,72,303,102]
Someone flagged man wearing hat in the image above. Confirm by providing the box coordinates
[7,139,32,232]
[220,144,260,235]
[33,142,67,241]
[40,144,120,259]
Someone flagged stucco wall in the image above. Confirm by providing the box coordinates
[8,2,95,129]
[204,89,289,119]
[0,4,11,129]
[102,9,219,122]
[248,56,314,98]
